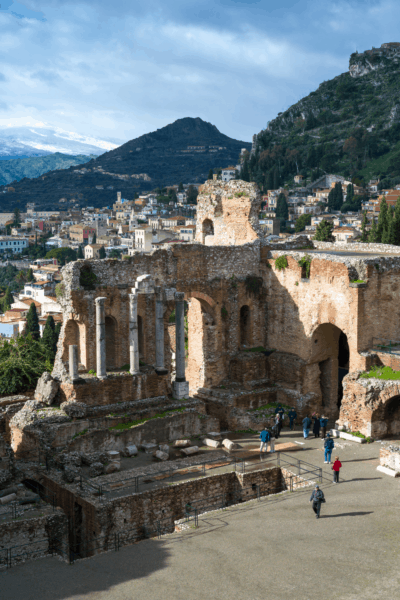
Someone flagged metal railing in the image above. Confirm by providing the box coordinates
[371,337,400,355]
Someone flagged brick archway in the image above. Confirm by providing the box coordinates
[184,291,216,308]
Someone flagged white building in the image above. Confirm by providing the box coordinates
[0,237,29,254]
[221,167,237,182]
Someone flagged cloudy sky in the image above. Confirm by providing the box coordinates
[0,0,398,144]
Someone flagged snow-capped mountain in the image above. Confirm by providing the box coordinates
[0,122,124,157]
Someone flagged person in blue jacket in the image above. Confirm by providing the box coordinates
[324,433,334,463]
[259,426,270,453]
[302,414,312,438]
[320,415,328,439]
[288,407,297,430]
[275,404,285,421]
[309,485,325,519]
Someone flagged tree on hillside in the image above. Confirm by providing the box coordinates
[26,268,34,282]
[77,245,84,259]
[207,169,214,180]
[377,198,388,242]
[178,182,184,192]
[45,247,77,265]
[99,246,106,259]
[2,287,13,312]
[327,183,343,211]
[314,220,334,242]
[394,196,400,245]
[276,193,289,220]
[360,212,369,243]
[92,231,97,244]
[109,249,121,259]
[294,214,312,233]
[187,185,198,205]
[42,315,57,359]
[25,303,40,340]
[241,159,250,182]
[13,208,21,227]
[273,168,280,190]
[368,220,378,243]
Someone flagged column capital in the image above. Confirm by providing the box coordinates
[174,291,185,302]
[95,296,107,306]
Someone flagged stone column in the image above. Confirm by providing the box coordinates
[173,292,189,399]
[155,287,167,374]
[129,292,140,375]
[69,345,79,381]
[95,297,107,379]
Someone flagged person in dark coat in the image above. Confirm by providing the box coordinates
[312,414,321,438]
[275,412,282,438]
[275,404,285,422]
[288,407,297,430]
[320,415,328,439]
[324,434,335,463]
[309,485,325,518]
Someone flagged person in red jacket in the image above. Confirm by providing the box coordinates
[332,456,342,483]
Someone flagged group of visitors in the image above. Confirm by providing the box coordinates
[258,403,343,519]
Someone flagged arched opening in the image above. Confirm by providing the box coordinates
[105,316,116,370]
[202,219,214,244]
[138,315,144,359]
[240,305,251,348]
[372,395,400,438]
[311,323,349,417]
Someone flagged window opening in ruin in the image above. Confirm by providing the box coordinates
[105,316,116,370]
[63,320,81,365]
[382,395,400,436]
[72,502,83,557]
[240,305,251,348]
[337,331,349,409]
[202,218,214,243]
[319,358,331,407]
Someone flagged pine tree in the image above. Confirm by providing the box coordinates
[42,315,57,358]
[26,268,34,282]
[2,287,13,312]
[25,303,40,340]
[314,220,334,241]
[381,225,390,245]
[368,220,378,243]
[77,245,84,259]
[360,212,369,243]
[207,169,214,180]
[99,246,106,259]
[377,198,388,242]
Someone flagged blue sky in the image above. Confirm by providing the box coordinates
[0,0,399,143]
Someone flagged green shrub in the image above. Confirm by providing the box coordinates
[350,279,365,284]
[297,254,312,278]
[55,283,65,298]
[79,264,98,290]
[360,366,400,380]
[274,256,288,271]
[245,275,263,297]
[0,335,52,395]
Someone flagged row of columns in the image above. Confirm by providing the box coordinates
[69,283,189,398]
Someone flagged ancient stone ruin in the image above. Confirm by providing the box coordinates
[2,178,400,564]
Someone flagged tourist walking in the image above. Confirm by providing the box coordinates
[332,456,342,483]
[309,485,325,519]
[320,415,328,439]
[302,415,311,439]
[275,412,282,438]
[267,421,275,453]
[324,433,334,463]
[275,404,285,421]
[288,407,297,430]
[259,426,270,453]
[312,414,321,438]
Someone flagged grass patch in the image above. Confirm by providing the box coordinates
[346,430,373,443]
[109,407,186,431]
[72,428,88,440]
[360,366,400,380]
[350,279,365,284]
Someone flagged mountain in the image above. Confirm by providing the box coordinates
[248,42,400,190]
[0,152,98,186]
[0,118,251,210]
[0,123,122,158]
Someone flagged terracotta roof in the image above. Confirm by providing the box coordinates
[20,298,42,307]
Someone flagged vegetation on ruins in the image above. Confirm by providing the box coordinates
[0,335,52,395]
[245,275,263,297]
[360,365,400,380]
[79,264,98,290]
[274,255,288,271]
[109,407,187,431]
[313,220,335,242]
[55,282,65,298]
[297,254,312,278]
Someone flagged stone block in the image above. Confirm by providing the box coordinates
[339,432,366,443]
[180,446,199,456]
[89,462,104,477]
[60,402,87,418]
[105,461,120,474]
[0,493,17,505]
[207,432,222,440]
[107,450,120,462]
[330,429,340,438]
[173,380,189,399]
[173,439,190,447]
[202,438,221,448]
[0,469,12,489]
[141,443,158,453]
[125,445,138,457]
[377,465,400,477]
[81,452,108,466]
[222,439,239,451]
[34,372,59,405]
[155,450,169,461]
[63,467,78,483]
[159,444,170,454]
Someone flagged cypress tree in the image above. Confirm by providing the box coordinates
[99,246,106,259]
[54,322,61,344]
[26,268,34,282]
[207,169,214,180]
[368,220,378,243]
[267,170,274,190]
[241,159,250,182]
[25,303,40,340]
[92,231,97,244]
[393,196,400,245]
[2,287,13,311]
[77,245,84,259]
[276,193,289,220]
[42,315,56,358]
[273,168,280,190]
[335,182,343,210]
[377,198,388,242]
[346,183,354,204]
[360,212,369,243]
